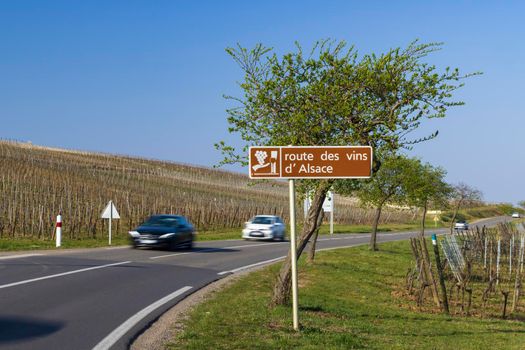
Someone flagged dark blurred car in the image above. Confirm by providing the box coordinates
[128,215,194,250]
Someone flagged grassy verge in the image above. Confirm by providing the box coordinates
[0,236,130,251]
[0,221,445,251]
[441,204,522,223]
[169,241,525,349]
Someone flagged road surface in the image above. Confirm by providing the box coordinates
[0,216,510,349]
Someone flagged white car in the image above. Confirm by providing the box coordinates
[512,212,521,218]
[242,215,286,241]
[454,221,469,231]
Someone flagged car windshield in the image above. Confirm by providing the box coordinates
[143,216,179,227]
[251,217,273,225]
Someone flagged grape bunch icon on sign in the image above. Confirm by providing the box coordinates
[252,150,279,175]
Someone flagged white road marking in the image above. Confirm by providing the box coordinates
[149,235,364,260]
[149,232,417,262]
[216,235,417,276]
[224,242,286,249]
[149,252,190,260]
[316,244,360,252]
[217,243,374,276]
[0,253,43,260]
[217,256,286,275]
[92,286,193,350]
[149,247,226,260]
[0,261,131,290]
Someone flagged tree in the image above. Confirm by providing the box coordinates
[357,155,419,251]
[448,182,482,234]
[405,161,451,237]
[518,201,525,210]
[403,160,451,308]
[217,39,476,306]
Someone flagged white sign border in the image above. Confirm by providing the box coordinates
[249,145,373,179]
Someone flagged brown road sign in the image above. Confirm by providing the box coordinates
[249,146,372,179]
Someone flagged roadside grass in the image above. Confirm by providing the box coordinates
[169,240,525,350]
[0,221,445,251]
[441,204,521,223]
[0,236,130,251]
[316,220,445,235]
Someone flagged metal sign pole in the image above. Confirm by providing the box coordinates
[289,179,299,331]
[330,205,334,235]
[109,201,112,246]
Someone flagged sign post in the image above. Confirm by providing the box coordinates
[101,201,120,245]
[249,146,372,331]
[323,191,334,235]
[289,178,299,330]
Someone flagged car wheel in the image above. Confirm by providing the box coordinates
[185,240,193,250]
[169,240,179,251]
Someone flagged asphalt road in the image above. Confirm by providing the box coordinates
[0,216,511,349]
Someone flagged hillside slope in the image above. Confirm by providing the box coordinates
[0,141,409,240]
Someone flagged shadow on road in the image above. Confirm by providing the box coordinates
[0,316,63,344]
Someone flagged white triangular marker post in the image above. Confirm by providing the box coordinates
[101,201,120,245]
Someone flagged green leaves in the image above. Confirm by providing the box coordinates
[216,39,478,194]
[404,160,452,210]
[355,155,421,208]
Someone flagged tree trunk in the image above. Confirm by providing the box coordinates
[369,204,383,251]
[417,201,440,307]
[449,200,462,234]
[419,235,441,308]
[271,180,333,306]
[307,209,325,264]
[419,201,428,237]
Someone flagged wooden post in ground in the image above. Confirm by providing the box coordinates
[432,234,449,314]
[419,236,441,308]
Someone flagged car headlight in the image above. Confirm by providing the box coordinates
[128,231,140,238]
[159,233,176,239]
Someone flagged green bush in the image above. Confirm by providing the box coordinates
[441,212,466,222]
[441,204,522,223]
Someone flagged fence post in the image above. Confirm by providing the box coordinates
[432,234,449,314]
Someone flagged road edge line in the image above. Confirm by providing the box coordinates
[93,286,193,350]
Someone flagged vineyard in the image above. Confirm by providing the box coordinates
[407,223,525,319]
[0,141,413,241]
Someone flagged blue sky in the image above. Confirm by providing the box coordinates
[1,1,524,203]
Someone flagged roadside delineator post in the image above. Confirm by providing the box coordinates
[56,214,62,248]
[101,201,120,246]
